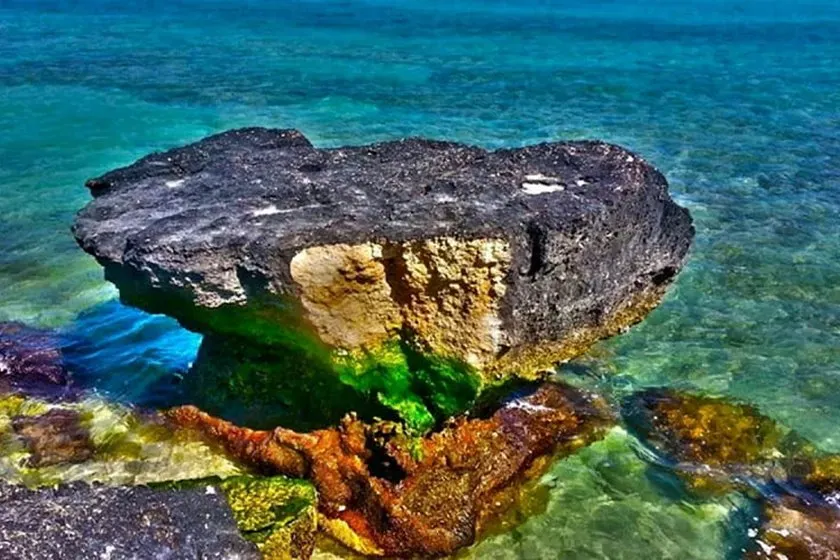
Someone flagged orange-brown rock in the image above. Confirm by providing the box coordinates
[169,382,611,557]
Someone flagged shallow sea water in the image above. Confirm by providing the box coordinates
[1,0,839,557]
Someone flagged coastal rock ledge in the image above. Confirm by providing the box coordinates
[73,128,693,385]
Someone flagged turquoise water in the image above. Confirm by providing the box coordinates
[1,0,839,557]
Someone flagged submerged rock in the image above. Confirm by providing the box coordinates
[622,389,840,558]
[73,128,693,388]
[0,322,70,398]
[168,382,613,557]
[159,475,318,560]
[799,455,840,501]
[12,408,93,467]
[622,389,800,491]
[0,394,243,487]
[0,482,260,559]
[748,500,840,559]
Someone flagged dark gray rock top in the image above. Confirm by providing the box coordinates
[0,483,259,560]
[72,128,693,374]
[73,127,689,296]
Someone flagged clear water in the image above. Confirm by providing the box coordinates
[1,0,839,557]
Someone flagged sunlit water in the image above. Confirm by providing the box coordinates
[1,0,839,557]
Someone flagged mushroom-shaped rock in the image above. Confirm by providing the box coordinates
[73,128,693,389]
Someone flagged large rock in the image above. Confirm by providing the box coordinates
[0,483,260,559]
[73,128,692,384]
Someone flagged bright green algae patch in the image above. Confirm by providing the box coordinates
[157,475,318,560]
[0,394,243,487]
[188,335,481,434]
[335,342,482,433]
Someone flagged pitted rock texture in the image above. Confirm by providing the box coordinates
[0,483,260,559]
[73,128,694,377]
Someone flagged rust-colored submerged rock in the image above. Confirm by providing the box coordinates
[748,500,840,559]
[169,382,612,557]
[624,388,840,558]
[12,409,94,467]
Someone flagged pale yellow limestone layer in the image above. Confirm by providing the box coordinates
[289,238,511,368]
[289,243,402,350]
[392,238,510,368]
[290,239,666,379]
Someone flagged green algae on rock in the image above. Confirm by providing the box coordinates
[188,335,481,433]
[157,475,318,560]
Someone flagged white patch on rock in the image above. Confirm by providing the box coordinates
[165,179,185,188]
[575,179,590,187]
[524,173,561,182]
[756,540,774,555]
[768,528,791,537]
[252,205,281,217]
[505,400,555,414]
[522,183,565,195]
[205,486,216,494]
[522,173,565,194]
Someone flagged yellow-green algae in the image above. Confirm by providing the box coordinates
[0,393,319,558]
[0,393,243,488]
[157,475,318,560]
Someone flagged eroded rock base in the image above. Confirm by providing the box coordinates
[169,382,613,557]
